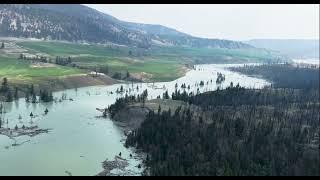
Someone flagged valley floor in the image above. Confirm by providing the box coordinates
[0,37,284,92]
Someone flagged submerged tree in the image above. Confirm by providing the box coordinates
[6,90,13,102]
[0,77,9,92]
[14,87,18,100]
[39,89,53,102]
[126,70,130,79]
[44,108,49,115]
[25,92,30,103]
[31,93,37,103]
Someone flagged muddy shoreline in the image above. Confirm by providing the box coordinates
[97,105,152,176]
[2,65,192,100]
[96,156,129,176]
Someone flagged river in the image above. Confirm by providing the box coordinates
[292,58,319,65]
[0,63,270,176]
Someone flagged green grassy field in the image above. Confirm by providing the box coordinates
[18,41,282,61]
[0,56,84,84]
[16,41,192,81]
[17,41,130,57]
[72,56,184,81]
[11,40,287,83]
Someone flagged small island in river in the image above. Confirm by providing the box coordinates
[0,125,51,138]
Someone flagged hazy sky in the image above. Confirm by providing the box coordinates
[84,4,319,41]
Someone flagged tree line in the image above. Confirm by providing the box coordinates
[126,85,319,176]
[121,64,319,176]
[108,89,148,118]
[0,78,18,102]
[229,64,319,89]
[0,78,53,103]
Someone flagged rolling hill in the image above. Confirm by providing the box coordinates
[0,4,252,49]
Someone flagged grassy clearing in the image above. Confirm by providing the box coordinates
[13,40,285,82]
[72,56,185,81]
[0,56,84,84]
[17,41,285,64]
[17,41,130,57]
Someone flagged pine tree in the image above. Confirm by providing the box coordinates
[126,70,130,79]
[30,84,34,95]
[158,105,162,114]
[163,91,169,99]
[6,90,13,102]
[25,92,30,103]
[44,108,49,115]
[0,77,9,92]
[32,93,37,103]
[14,87,18,100]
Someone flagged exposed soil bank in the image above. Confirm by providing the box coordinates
[1,64,191,101]
[111,99,194,132]
[51,74,118,91]
[0,74,119,100]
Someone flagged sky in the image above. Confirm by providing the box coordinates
[84,4,319,41]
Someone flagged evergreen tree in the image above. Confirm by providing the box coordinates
[126,70,130,79]
[0,77,9,92]
[30,84,34,95]
[163,91,170,99]
[25,92,30,103]
[120,85,124,93]
[14,87,19,100]
[19,53,23,59]
[32,93,37,103]
[44,108,49,115]
[6,90,13,102]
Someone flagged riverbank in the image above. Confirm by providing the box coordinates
[111,99,197,132]
[0,73,119,100]
[0,58,192,101]
[0,63,272,176]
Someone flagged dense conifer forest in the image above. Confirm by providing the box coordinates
[229,64,319,89]
[120,64,320,176]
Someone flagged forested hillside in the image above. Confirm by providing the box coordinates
[112,64,320,176]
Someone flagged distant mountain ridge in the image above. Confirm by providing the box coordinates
[0,4,252,49]
[245,39,319,59]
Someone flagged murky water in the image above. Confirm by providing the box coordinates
[0,63,270,176]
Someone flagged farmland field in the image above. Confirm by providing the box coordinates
[0,56,85,84]
[0,40,288,85]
